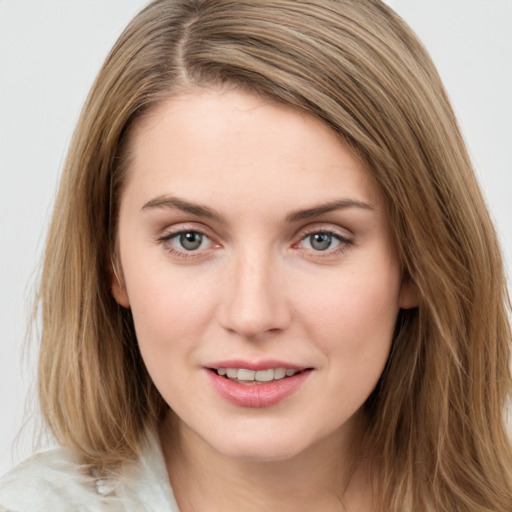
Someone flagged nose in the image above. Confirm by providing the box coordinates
[217,250,291,340]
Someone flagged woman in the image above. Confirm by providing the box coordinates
[1,0,511,510]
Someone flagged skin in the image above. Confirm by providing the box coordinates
[112,88,417,511]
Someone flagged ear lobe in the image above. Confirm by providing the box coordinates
[109,260,130,308]
[398,278,419,309]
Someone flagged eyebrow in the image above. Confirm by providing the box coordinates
[141,195,374,222]
[285,199,374,222]
[142,195,225,221]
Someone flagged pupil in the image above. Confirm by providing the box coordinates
[311,233,331,251]
[180,232,202,250]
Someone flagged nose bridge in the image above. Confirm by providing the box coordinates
[219,243,290,339]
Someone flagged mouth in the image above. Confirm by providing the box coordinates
[206,363,313,407]
[210,367,308,384]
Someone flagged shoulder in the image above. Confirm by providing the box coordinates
[0,429,180,512]
[0,448,116,512]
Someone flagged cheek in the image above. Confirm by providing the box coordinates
[125,274,218,412]
[318,271,400,414]
[298,258,401,363]
[122,258,214,361]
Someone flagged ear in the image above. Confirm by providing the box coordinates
[398,277,419,310]
[109,258,130,308]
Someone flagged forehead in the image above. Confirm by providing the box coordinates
[122,88,384,216]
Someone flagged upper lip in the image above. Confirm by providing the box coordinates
[205,359,310,371]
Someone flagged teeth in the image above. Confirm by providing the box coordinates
[274,368,286,379]
[255,369,274,382]
[216,367,300,382]
[237,369,255,381]
[226,368,238,379]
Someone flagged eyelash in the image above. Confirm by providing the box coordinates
[156,228,218,260]
[156,227,353,260]
[296,229,353,257]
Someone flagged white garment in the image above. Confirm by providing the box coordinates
[0,429,180,511]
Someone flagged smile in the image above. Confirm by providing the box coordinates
[215,367,300,383]
[206,364,312,407]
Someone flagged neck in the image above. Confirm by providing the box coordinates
[159,412,375,512]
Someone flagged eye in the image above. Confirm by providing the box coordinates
[298,230,351,252]
[157,229,216,257]
[306,232,337,251]
[175,231,206,251]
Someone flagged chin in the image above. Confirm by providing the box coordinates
[217,441,305,463]
[204,425,319,463]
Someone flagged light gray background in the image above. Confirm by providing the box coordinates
[1,0,511,474]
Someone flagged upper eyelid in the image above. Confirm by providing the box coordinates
[296,230,352,249]
[155,223,354,246]
[295,223,354,241]
[157,223,216,240]
[300,226,351,237]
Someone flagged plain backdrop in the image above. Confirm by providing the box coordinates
[1,0,511,475]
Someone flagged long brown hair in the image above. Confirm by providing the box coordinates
[37,1,512,509]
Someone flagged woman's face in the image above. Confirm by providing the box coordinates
[113,89,416,462]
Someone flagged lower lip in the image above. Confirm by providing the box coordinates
[206,369,311,408]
